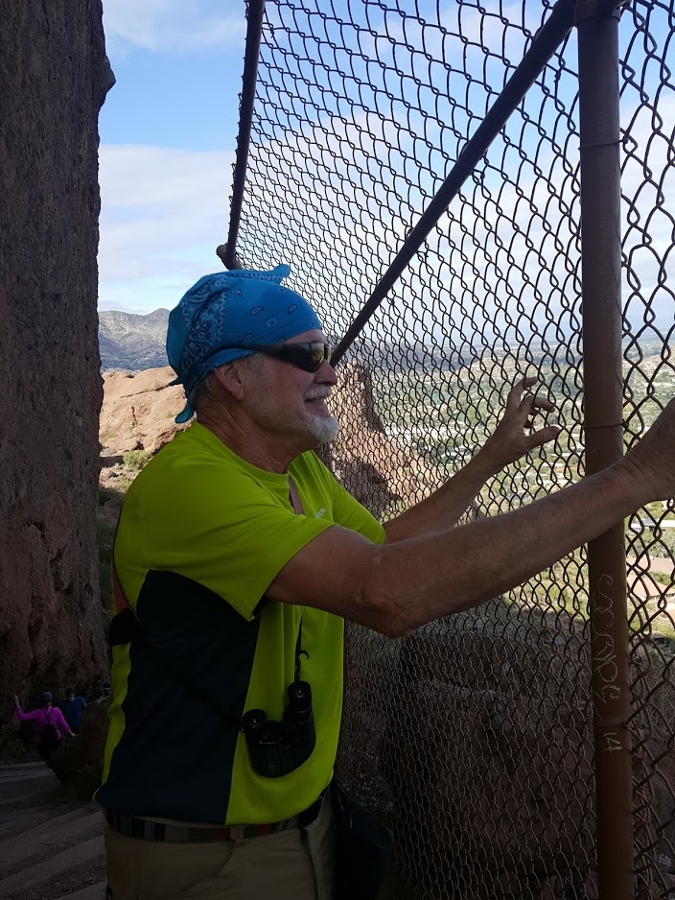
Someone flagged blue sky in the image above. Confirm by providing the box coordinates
[97,0,674,340]
[96,0,558,317]
[98,1,248,313]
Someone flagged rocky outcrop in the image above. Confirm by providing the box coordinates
[49,698,112,802]
[100,367,187,454]
[337,620,675,898]
[377,628,597,898]
[0,2,113,700]
[326,363,441,516]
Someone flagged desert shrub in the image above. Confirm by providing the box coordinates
[122,449,152,471]
[97,518,115,610]
[651,570,674,587]
[96,485,125,609]
[98,485,122,505]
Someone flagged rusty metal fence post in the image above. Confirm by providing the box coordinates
[577,2,633,898]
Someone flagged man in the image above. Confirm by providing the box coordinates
[99,264,675,900]
[60,688,87,733]
[13,691,73,760]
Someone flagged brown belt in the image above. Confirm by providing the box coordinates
[106,793,324,844]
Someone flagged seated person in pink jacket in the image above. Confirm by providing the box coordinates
[13,691,73,760]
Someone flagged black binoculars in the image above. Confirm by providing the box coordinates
[241,680,316,778]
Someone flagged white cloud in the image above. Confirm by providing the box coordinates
[102,0,246,53]
[98,144,235,310]
[233,78,675,351]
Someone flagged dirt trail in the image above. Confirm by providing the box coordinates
[0,762,105,900]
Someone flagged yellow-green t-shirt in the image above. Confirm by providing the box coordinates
[98,422,385,825]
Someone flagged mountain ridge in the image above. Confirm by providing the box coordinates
[99,308,170,371]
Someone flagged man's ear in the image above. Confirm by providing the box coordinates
[212,362,247,401]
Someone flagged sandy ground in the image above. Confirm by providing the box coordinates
[0,762,105,900]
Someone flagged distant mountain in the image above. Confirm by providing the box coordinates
[99,309,170,371]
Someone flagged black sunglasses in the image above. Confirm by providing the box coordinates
[204,341,332,374]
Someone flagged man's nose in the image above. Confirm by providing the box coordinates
[317,361,338,386]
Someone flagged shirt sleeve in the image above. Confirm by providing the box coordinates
[309,454,387,543]
[14,707,41,722]
[53,708,71,733]
[117,439,388,623]
[121,465,338,622]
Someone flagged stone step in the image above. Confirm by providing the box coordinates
[0,803,75,841]
[0,762,46,775]
[0,767,54,784]
[0,809,102,878]
[55,882,107,900]
[0,835,104,899]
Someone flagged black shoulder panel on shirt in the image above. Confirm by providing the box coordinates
[98,570,260,823]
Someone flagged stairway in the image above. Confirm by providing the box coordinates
[0,762,105,900]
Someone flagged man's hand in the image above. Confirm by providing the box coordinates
[622,397,675,502]
[13,695,20,707]
[476,376,560,474]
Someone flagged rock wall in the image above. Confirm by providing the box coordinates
[0,2,114,700]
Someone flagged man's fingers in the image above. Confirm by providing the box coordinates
[531,396,556,413]
[506,377,554,413]
[520,396,556,428]
[505,376,530,411]
[527,425,560,448]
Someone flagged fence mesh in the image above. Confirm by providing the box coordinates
[230,0,675,896]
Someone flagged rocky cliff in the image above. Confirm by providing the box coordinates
[0,2,114,702]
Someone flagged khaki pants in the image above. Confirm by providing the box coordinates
[105,794,335,900]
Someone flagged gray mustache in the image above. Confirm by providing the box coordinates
[305,389,332,401]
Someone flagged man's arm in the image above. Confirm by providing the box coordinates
[383,377,559,542]
[268,397,675,637]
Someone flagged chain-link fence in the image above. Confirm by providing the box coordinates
[226,0,675,896]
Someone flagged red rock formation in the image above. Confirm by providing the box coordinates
[324,363,441,517]
[99,364,438,513]
[100,367,187,454]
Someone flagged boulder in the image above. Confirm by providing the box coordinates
[49,697,111,801]
[100,367,187,454]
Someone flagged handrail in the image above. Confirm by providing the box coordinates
[217,0,266,271]
[330,0,578,365]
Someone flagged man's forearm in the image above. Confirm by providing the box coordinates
[273,397,675,636]
[383,452,497,541]
[371,460,646,636]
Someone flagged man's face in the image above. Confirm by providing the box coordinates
[241,329,339,449]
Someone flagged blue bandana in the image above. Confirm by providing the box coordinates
[167,264,322,423]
